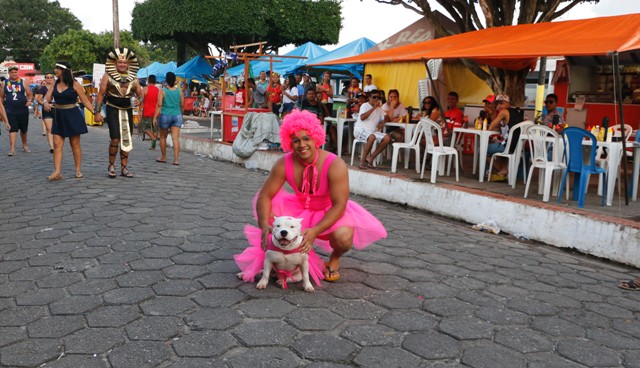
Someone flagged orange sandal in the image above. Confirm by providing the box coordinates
[324,262,341,282]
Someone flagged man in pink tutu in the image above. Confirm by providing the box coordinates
[235,109,387,283]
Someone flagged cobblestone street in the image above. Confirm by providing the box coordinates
[1,120,639,367]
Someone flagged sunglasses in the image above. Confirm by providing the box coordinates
[544,100,555,104]
[371,95,380,99]
[45,76,54,79]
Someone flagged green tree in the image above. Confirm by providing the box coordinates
[131,0,341,64]
[0,0,82,63]
[141,40,198,65]
[40,30,150,73]
[373,0,600,104]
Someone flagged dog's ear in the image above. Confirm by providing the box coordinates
[294,218,303,226]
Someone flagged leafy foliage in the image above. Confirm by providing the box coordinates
[0,0,82,62]
[131,0,341,59]
[39,30,150,74]
[373,0,600,104]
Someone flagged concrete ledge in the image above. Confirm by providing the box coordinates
[180,135,640,268]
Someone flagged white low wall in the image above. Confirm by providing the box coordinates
[180,136,640,268]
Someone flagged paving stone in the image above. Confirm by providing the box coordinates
[379,310,438,331]
[328,299,387,320]
[128,257,175,270]
[152,279,203,296]
[475,306,528,325]
[171,252,214,265]
[237,299,296,318]
[64,328,126,354]
[285,308,344,331]
[0,338,62,367]
[527,355,587,368]
[125,316,184,340]
[556,339,622,366]
[49,295,102,315]
[530,316,585,337]
[585,301,634,319]
[460,344,526,368]
[9,266,52,281]
[163,264,209,279]
[15,287,66,306]
[225,347,303,368]
[438,316,494,340]
[233,320,299,346]
[185,308,242,330]
[324,282,380,299]
[494,327,554,353]
[40,354,109,368]
[140,296,197,316]
[353,346,424,367]
[369,290,424,309]
[84,263,130,279]
[0,306,46,326]
[191,289,247,308]
[292,334,357,361]
[0,326,27,348]
[102,287,155,304]
[35,272,84,288]
[0,280,35,297]
[623,350,640,368]
[586,328,640,350]
[86,305,141,327]
[612,318,640,338]
[423,297,477,317]
[115,270,164,287]
[507,297,558,316]
[196,272,244,289]
[166,357,227,368]
[341,324,403,346]
[172,330,237,357]
[108,340,171,368]
[67,279,117,295]
[27,316,85,338]
[402,331,462,360]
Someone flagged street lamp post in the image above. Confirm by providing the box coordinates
[113,0,120,48]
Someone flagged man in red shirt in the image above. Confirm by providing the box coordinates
[140,75,159,149]
[444,91,464,131]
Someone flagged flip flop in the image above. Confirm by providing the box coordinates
[75,172,84,179]
[7,151,15,156]
[47,173,63,181]
[172,162,180,166]
[156,159,167,163]
[23,148,30,153]
[323,262,341,282]
[358,162,369,170]
[619,279,640,291]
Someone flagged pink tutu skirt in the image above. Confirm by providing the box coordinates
[255,189,387,253]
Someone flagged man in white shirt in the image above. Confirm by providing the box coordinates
[363,74,377,93]
[353,90,391,169]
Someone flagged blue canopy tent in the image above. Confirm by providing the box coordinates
[296,38,376,78]
[175,56,214,82]
[137,61,163,79]
[155,61,177,82]
[226,42,328,77]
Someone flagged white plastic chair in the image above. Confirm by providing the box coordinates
[350,138,380,167]
[596,123,632,195]
[488,120,534,188]
[390,120,428,173]
[524,125,566,202]
[421,119,459,183]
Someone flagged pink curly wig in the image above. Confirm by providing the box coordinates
[279,109,326,152]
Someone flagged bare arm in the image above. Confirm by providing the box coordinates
[42,87,54,112]
[360,102,381,121]
[93,74,109,122]
[73,81,95,111]
[179,90,184,113]
[0,102,8,126]
[300,157,349,252]
[488,109,509,131]
[256,158,287,249]
[153,89,165,120]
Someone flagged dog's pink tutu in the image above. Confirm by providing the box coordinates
[235,152,387,282]
[234,226,326,286]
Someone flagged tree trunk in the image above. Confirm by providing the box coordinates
[502,69,528,107]
[177,42,186,66]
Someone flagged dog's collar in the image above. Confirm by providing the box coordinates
[267,239,301,254]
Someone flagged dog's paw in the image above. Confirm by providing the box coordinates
[236,272,244,280]
[303,283,315,293]
[256,279,268,289]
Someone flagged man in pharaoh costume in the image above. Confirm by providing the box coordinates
[94,48,142,178]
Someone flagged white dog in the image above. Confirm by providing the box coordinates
[256,216,314,292]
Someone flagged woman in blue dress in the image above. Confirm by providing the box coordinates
[42,62,95,181]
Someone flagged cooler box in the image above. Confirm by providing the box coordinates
[184,97,197,115]
[223,108,270,143]
[85,107,102,126]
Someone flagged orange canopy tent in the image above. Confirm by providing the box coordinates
[313,13,640,71]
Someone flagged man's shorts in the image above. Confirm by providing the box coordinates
[7,112,29,133]
[354,125,386,143]
[140,116,157,133]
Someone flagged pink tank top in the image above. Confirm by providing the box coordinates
[284,152,335,211]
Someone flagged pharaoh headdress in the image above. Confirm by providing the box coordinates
[105,48,140,83]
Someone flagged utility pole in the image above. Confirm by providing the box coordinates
[113,0,120,48]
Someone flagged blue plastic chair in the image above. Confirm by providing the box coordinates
[557,127,606,208]
[629,130,640,199]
